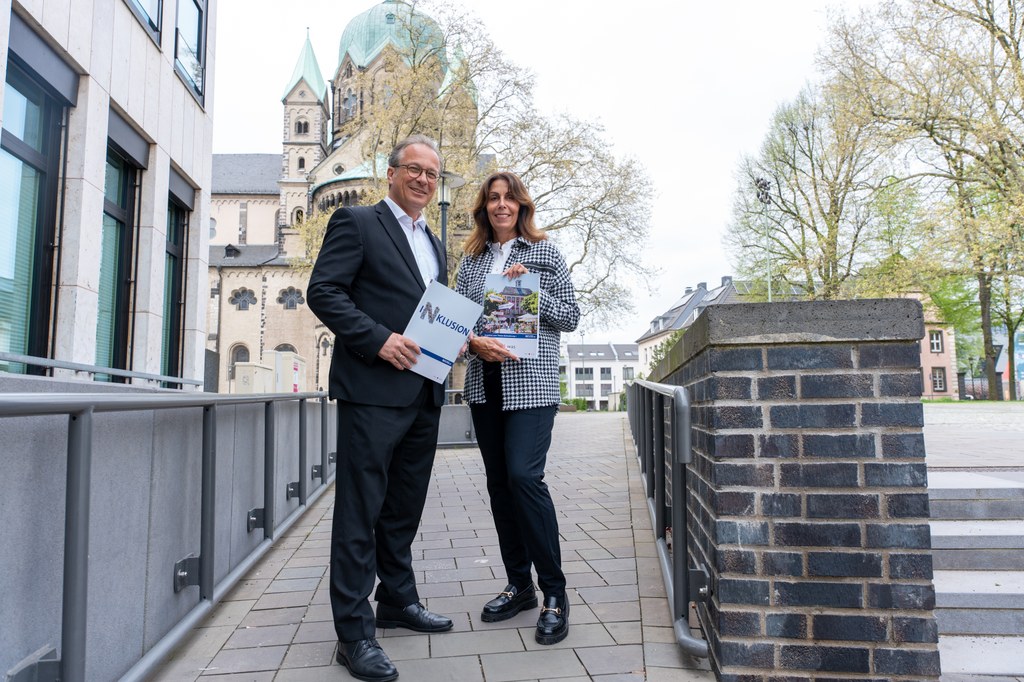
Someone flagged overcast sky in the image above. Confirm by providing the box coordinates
[211,0,879,344]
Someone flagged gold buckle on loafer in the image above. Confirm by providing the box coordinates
[540,606,561,615]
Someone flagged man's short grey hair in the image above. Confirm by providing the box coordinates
[388,134,442,168]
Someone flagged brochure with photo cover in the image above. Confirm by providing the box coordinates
[403,280,483,383]
[480,273,540,359]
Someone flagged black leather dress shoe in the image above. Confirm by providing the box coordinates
[376,601,453,632]
[535,594,569,645]
[336,638,398,682]
[481,583,539,622]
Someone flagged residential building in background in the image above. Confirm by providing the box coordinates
[637,278,959,399]
[563,342,639,411]
[1,0,216,390]
[636,277,746,375]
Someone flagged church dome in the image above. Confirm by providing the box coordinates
[337,0,444,70]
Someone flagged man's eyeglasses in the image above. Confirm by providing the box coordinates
[395,164,440,182]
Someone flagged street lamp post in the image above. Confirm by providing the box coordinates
[755,176,773,303]
[437,171,465,269]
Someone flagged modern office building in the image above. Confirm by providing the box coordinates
[1,0,216,390]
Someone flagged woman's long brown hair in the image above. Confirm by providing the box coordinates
[463,171,547,256]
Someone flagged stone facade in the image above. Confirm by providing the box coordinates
[1,0,216,388]
[654,299,940,680]
[207,231,331,392]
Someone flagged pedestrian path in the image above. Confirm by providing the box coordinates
[151,412,714,681]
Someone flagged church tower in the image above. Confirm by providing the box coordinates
[280,33,329,241]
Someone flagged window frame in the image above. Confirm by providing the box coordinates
[124,0,162,44]
[1,62,66,372]
[174,0,208,102]
[931,366,947,392]
[929,330,943,354]
[161,196,189,384]
[97,146,141,381]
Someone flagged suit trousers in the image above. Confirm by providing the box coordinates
[330,381,441,642]
[470,362,565,598]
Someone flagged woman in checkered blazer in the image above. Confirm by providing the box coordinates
[457,171,580,645]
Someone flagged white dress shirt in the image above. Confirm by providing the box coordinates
[488,238,517,274]
[384,196,439,286]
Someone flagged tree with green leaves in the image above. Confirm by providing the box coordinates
[823,0,1024,398]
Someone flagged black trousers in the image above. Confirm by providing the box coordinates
[470,362,565,598]
[330,381,441,642]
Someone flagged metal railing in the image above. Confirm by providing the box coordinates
[0,351,203,387]
[626,380,709,658]
[0,391,336,682]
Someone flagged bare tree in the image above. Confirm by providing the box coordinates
[725,84,891,300]
[299,0,654,327]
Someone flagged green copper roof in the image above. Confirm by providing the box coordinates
[283,34,327,101]
[310,154,389,193]
[336,0,444,70]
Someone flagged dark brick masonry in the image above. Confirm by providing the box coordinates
[653,299,940,681]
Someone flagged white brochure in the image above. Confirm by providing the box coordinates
[480,273,540,359]
[403,280,484,383]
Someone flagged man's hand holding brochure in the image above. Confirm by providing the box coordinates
[402,280,483,383]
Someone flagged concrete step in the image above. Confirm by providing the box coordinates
[930,498,1024,520]
[938,635,1024,676]
[930,520,1024,570]
[929,471,1024,520]
[934,571,1024,636]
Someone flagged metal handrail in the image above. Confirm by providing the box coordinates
[626,379,709,658]
[0,390,334,682]
[0,351,203,386]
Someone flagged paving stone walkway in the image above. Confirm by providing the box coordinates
[151,412,714,681]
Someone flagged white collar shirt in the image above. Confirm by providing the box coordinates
[385,196,440,286]
[487,238,517,274]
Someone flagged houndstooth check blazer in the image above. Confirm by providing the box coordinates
[456,236,580,410]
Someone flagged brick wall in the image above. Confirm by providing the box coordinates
[656,299,940,680]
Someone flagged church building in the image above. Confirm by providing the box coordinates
[208,0,473,392]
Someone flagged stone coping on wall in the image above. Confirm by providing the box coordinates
[652,299,925,383]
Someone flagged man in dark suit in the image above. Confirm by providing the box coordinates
[307,135,452,682]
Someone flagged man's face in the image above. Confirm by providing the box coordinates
[387,143,440,219]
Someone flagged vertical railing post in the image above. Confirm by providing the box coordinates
[653,393,666,539]
[638,389,647,476]
[643,388,654,488]
[671,386,692,622]
[321,398,330,484]
[298,399,308,504]
[62,408,93,682]
[264,401,276,539]
[200,405,216,599]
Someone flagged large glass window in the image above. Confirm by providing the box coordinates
[175,0,207,97]
[600,367,612,380]
[97,149,139,381]
[162,199,188,383]
[126,0,162,38]
[1,64,64,374]
[575,367,593,380]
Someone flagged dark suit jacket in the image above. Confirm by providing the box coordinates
[307,200,447,408]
